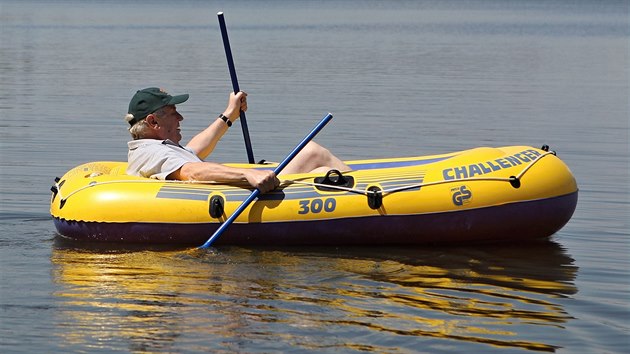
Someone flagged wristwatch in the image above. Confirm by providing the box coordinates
[218,114,232,127]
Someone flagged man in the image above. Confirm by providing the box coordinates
[125,87,350,193]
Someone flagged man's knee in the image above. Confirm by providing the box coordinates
[309,142,332,162]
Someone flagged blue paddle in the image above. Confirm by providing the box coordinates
[218,11,255,164]
[199,113,334,249]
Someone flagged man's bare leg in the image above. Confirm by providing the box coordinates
[279,141,351,175]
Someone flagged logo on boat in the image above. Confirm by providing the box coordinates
[442,149,541,180]
[451,185,472,206]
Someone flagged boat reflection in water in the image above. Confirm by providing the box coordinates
[51,237,578,352]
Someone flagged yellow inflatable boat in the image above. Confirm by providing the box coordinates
[50,145,577,246]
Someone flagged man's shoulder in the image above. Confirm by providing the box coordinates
[127,139,201,162]
[127,139,164,151]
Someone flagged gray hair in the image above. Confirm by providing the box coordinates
[125,107,166,140]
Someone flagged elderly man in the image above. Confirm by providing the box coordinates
[124,87,349,193]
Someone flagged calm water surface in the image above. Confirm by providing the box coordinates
[1,0,628,353]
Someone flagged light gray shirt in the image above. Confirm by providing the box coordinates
[127,139,202,179]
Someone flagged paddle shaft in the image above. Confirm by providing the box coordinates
[199,113,334,249]
[218,12,255,164]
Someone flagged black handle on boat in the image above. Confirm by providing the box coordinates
[218,11,255,164]
[198,113,334,249]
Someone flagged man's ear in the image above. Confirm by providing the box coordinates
[145,114,159,128]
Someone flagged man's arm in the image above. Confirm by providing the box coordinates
[185,118,230,160]
[186,91,247,159]
[168,161,279,193]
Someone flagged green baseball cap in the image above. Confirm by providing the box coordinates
[126,87,189,126]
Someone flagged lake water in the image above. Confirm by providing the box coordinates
[1,0,628,352]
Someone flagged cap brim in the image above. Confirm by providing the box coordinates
[168,94,189,105]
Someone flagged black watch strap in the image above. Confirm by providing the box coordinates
[219,114,232,127]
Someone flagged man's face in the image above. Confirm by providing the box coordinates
[153,105,183,143]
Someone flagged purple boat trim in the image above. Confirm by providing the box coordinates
[54,191,577,246]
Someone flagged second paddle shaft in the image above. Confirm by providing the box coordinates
[218,11,255,164]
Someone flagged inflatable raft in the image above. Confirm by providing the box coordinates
[50,145,577,246]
